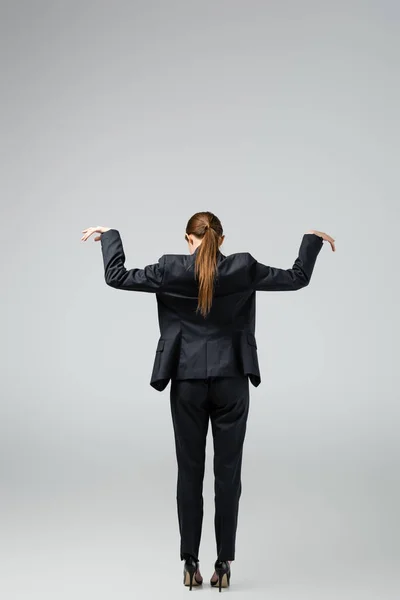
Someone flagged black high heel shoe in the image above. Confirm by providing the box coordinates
[210,559,231,592]
[183,556,203,590]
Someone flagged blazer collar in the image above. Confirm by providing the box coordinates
[192,246,225,261]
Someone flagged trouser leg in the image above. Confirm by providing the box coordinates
[209,375,250,562]
[170,378,210,562]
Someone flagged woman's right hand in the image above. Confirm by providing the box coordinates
[81,226,111,242]
[306,230,336,252]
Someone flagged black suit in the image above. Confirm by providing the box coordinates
[100,229,324,561]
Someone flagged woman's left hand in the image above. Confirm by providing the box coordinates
[81,226,111,242]
[306,230,336,252]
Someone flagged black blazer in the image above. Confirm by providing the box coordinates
[100,229,324,391]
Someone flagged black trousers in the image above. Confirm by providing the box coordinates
[169,375,250,563]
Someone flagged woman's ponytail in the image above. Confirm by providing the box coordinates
[185,212,224,318]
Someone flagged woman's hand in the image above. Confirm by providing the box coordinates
[306,230,336,252]
[81,226,111,242]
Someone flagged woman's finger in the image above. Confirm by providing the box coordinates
[321,232,335,244]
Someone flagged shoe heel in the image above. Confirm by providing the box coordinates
[218,570,223,592]
[189,567,195,591]
[214,561,230,592]
[184,559,201,590]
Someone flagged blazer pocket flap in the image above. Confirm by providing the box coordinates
[156,339,165,352]
[247,332,257,348]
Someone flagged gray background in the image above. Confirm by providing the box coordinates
[1,1,399,598]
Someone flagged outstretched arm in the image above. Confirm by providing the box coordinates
[100,229,165,291]
[248,231,333,291]
[81,226,165,292]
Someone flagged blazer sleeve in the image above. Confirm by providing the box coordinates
[100,229,166,292]
[247,233,324,291]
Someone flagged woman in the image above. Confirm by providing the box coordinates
[81,211,335,591]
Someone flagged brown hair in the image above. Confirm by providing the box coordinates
[185,211,224,318]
